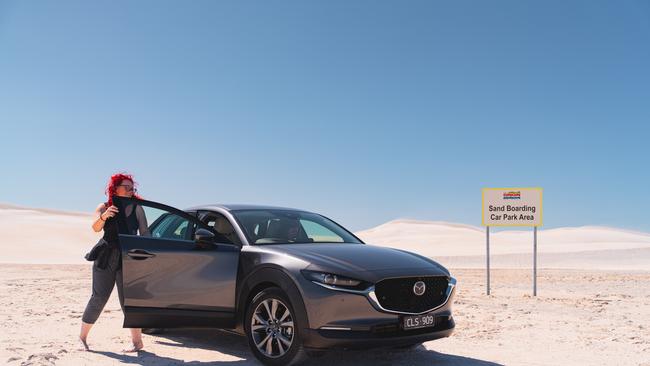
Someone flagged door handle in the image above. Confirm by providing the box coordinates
[127,249,156,260]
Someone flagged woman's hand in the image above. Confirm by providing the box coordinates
[101,205,119,220]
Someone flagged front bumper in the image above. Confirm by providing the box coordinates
[296,274,457,350]
[302,314,455,350]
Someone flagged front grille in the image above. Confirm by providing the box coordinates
[374,276,449,313]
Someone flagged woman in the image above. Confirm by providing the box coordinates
[79,173,150,352]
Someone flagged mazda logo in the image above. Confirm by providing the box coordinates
[413,281,426,296]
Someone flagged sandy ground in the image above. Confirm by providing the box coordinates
[1,264,649,366]
[2,204,649,365]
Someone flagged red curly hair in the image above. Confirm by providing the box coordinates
[105,173,142,206]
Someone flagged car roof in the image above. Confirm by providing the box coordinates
[184,203,314,213]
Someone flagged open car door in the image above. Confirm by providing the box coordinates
[113,196,240,329]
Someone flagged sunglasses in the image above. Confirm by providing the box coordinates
[118,184,137,193]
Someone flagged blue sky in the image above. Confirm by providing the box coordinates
[1,1,649,232]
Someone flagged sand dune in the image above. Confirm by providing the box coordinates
[356,219,650,270]
[2,204,650,270]
[0,203,101,264]
[434,248,650,271]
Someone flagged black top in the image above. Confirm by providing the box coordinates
[97,202,141,270]
[102,202,140,246]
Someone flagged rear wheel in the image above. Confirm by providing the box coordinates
[245,287,306,366]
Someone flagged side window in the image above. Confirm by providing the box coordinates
[114,197,201,241]
[300,219,343,242]
[243,219,270,243]
[197,211,241,245]
[146,209,195,241]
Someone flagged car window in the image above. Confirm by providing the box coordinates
[114,197,206,242]
[233,210,362,245]
[197,211,241,245]
[147,209,194,241]
[300,219,344,242]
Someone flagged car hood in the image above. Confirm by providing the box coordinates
[264,243,450,282]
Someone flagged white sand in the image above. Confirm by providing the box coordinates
[0,203,101,264]
[1,204,649,365]
[0,265,648,366]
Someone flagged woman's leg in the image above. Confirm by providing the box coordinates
[125,328,144,352]
[79,322,92,350]
[80,261,117,350]
[116,266,144,352]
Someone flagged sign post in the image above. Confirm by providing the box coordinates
[482,187,543,296]
[534,226,537,296]
[486,226,490,295]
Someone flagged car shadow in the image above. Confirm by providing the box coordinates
[308,346,505,366]
[92,328,503,366]
[88,350,251,365]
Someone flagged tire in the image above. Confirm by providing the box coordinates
[244,287,307,366]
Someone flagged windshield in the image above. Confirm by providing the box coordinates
[232,210,363,245]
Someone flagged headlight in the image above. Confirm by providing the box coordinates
[301,270,369,290]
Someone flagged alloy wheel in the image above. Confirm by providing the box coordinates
[250,298,294,358]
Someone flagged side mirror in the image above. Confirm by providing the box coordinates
[195,228,216,244]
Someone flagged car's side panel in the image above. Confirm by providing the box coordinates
[120,235,239,311]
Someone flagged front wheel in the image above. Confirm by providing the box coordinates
[244,287,306,366]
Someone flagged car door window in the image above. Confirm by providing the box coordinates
[114,197,198,241]
[150,212,193,241]
[197,211,241,245]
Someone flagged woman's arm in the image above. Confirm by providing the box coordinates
[92,203,107,232]
[92,203,119,232]
[135,205,151,237]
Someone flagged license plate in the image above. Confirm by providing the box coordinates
[402,313,436,330]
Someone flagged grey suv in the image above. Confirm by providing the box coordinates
[113,197,456,365]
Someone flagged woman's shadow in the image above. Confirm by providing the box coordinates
[91,328,503,366]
